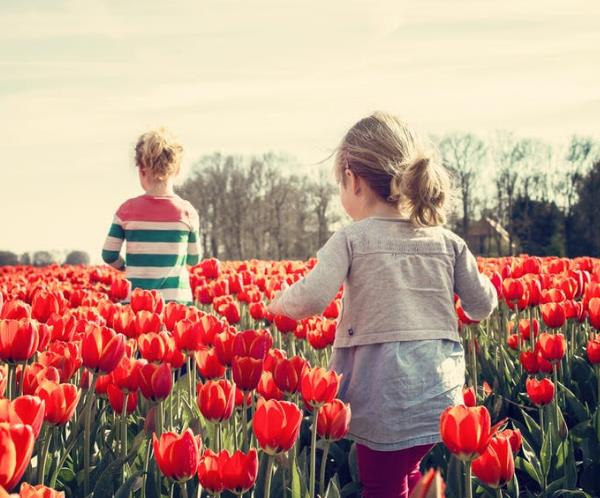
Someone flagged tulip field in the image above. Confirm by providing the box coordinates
[0,255,600,498]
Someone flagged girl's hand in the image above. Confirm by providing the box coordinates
[267,283,288,315]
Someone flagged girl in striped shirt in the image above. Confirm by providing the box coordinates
[102,128,200,303]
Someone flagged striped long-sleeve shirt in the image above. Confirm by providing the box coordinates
[102,194,200,303]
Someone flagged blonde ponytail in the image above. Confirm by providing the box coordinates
[401,156,450,227]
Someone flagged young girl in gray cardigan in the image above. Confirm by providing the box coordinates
[268,112,498,498]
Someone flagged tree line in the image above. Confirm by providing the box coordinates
[437,132,598,257]
[0,132,598,266]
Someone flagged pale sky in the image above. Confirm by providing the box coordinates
[1,0,599,261]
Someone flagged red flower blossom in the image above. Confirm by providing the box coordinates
[252,398,302,454]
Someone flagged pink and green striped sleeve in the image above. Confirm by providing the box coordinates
[102,215,126,270]
[186,208,201,266]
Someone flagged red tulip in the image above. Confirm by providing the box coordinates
[0,300,31,321]
[307,320,336,350]
[38,342,82,383]
[273,355,307,394]
[195,347,226,380]
[462,386,476,407]
[130,289,164,314]
[173,319,205,353]
[248,302,267,322]
[263,348,287,373]
[107,385,138,415]
[257,371,284,401]
[439,405,493,461]
[219,301,240,325]
[195,315,227,346]
[317,399,351,441]
[586,335,600,364]
[163,334,186,369]
[220,449,258,494]
[81,325,126,374]
[233,329,271,360]
[408,467,446,498]
[35,381,80,426]
[0,422,35,491]
[588,297,600,330]
[133,311,162,337]
[506,334,519,350]
[472,434,515,488]
[111,357,142,393]
[139,363,173,402]
[273,315,297,334]
[540,302,566,329]
[46,314,77,343]
[162,302,189,331]
[519,351,539,374]
[109,278,131,302]
[232,356,263,392]
[197,449,223,493]
[18,483,65,498]
[502,279,525,307]
[138,332,168,363]
[253,398,302,454]
[196,379,235,423]
[301,367,341,409]
[111,308,136,337]
[0,319,39,363]
[234,387,252,408]
[20,364,61,396]
[31,291,61,324]
[213,328,237,367]
[526,377,554,406]
[518,319,539,341]
[0,396,45,438]
[537,333,566,363]
[153,429,202,481]
[498,428,522,453]
[197,258,220,279]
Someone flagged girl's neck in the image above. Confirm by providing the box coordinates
[357,199,407,220]
[144,181,175,197]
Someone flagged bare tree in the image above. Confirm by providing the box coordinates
[438,133,486,238]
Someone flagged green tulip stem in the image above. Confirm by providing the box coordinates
[179,481,189,498]
[309,408,319,498]
[141,437,152,498]
[496,488,503,498]
[242,395,249,452]
[216,422,221,452]
[83,372,98,497]
[121,392,130,479]
[464,460,473,498]
[319,441,330,496]
[232,412,239,451]
[552,364,560,439]
[7,363,15,400]
[37,424,51,485]
[469,327,478,401]
[596,365,600,407]
[187,355,193,404]
[264,454,274,498]
[157,400,164,438]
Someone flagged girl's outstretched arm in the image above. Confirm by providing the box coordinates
[454,242,498,320]
[102,215,126,270]
[269,230,351,320]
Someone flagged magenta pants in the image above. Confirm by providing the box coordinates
[356,443,434,498]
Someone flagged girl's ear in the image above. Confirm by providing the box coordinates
[348,170,361,195]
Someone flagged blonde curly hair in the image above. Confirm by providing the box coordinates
[335,111,451,227]
[134,128,183,182]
